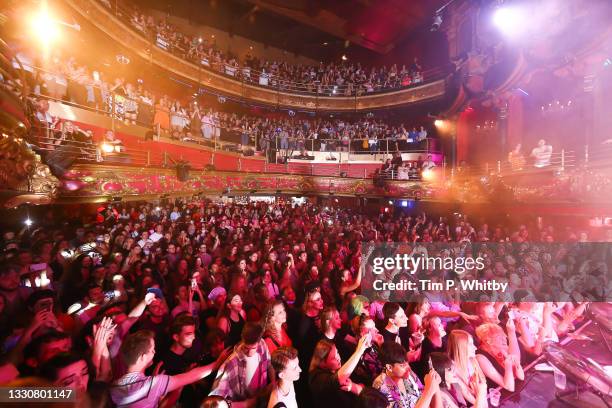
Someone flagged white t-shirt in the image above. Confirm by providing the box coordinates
[245,353,260,386]
[149,232,163,242]
[268,383,297,408]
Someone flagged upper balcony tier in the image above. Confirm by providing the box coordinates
[63,0,448,112]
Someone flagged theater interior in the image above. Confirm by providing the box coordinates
[0,0,611,407]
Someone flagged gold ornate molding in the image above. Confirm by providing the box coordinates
[0,133,60,207]
[63,0,446,111]
[57,164,439,202]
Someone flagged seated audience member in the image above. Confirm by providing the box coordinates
[268,346,301,408]
[474,322,524,391]
[210,322,272,406]
[308,335,370,408]
[373,341,440,408]
[110,330,220,407]
[530,139,552,167]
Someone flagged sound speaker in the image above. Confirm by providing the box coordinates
[45,144,78,177]
[267,148,278,163]
[176,164,190,182]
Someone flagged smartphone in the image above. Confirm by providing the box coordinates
[30,263,47,273]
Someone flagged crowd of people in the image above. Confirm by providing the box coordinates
[0,198,603,407]
[16,49,433,157]
[118,2,426,96]
[378,153,438,180]
[507,140,554,171]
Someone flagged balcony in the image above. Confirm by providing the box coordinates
[63,0,448,111]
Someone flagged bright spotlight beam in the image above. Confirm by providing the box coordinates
[31,10,60,45]
[493,7,525,37]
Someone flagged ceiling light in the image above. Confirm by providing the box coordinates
[431,14,443,31]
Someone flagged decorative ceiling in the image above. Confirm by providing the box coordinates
[132,0,447,60]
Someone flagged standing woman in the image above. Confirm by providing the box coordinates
[202,109,214,141]
[474,321,524,392]
[262,300,292,354]
[190,102,202,138]
[447,330,487,405]
[153,96,170,132]
[217,292,246,348]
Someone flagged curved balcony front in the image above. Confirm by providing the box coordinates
[63,0,447,112]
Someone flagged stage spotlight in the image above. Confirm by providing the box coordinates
[493,7,524,37]
[31,7,60,45]
[24,218,33,227]
[434,119,444,128]
[341,54,348,61]
[431,14,443,31]
[422,169,434,181]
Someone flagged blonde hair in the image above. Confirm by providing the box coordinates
[447,330,484,382]
[475,323,506,346]
[262,300,284,340]
[309,339,336,373]
[320,306,338,333]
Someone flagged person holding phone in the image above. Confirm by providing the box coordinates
[309,333,371,408]
[373,341,440,408]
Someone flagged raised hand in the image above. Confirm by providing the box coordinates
[145,292,156,305]
[424,369,441,393]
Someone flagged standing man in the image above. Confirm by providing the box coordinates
[110,330,221,407]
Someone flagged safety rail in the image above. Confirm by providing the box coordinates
[460,150,577,179]
[93,0,447,98]
[28,81,443,157]
[27,124,390,179]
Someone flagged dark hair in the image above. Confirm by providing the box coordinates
[429,352,453,388]
[39,352,88,382]
[24,330,70,361]
[120,330,154,367]
[241,322,264,345]
[26,289,55,309]
[357,387,388,408]
[382,302,400,322]
[203,329,226,349]
[271,346,298,381]
[170,315,196,338]
[201,395,231,408]
[380,341,407,365]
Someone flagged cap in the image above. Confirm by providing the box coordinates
[208,286,227,302]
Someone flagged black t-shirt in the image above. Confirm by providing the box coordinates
[294,313,321,371]
[308,368,357,408]
[413,336,447,381]
[161,349,194,376]
[381,326,411,349]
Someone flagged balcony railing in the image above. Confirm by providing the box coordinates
[64,0,448,111]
